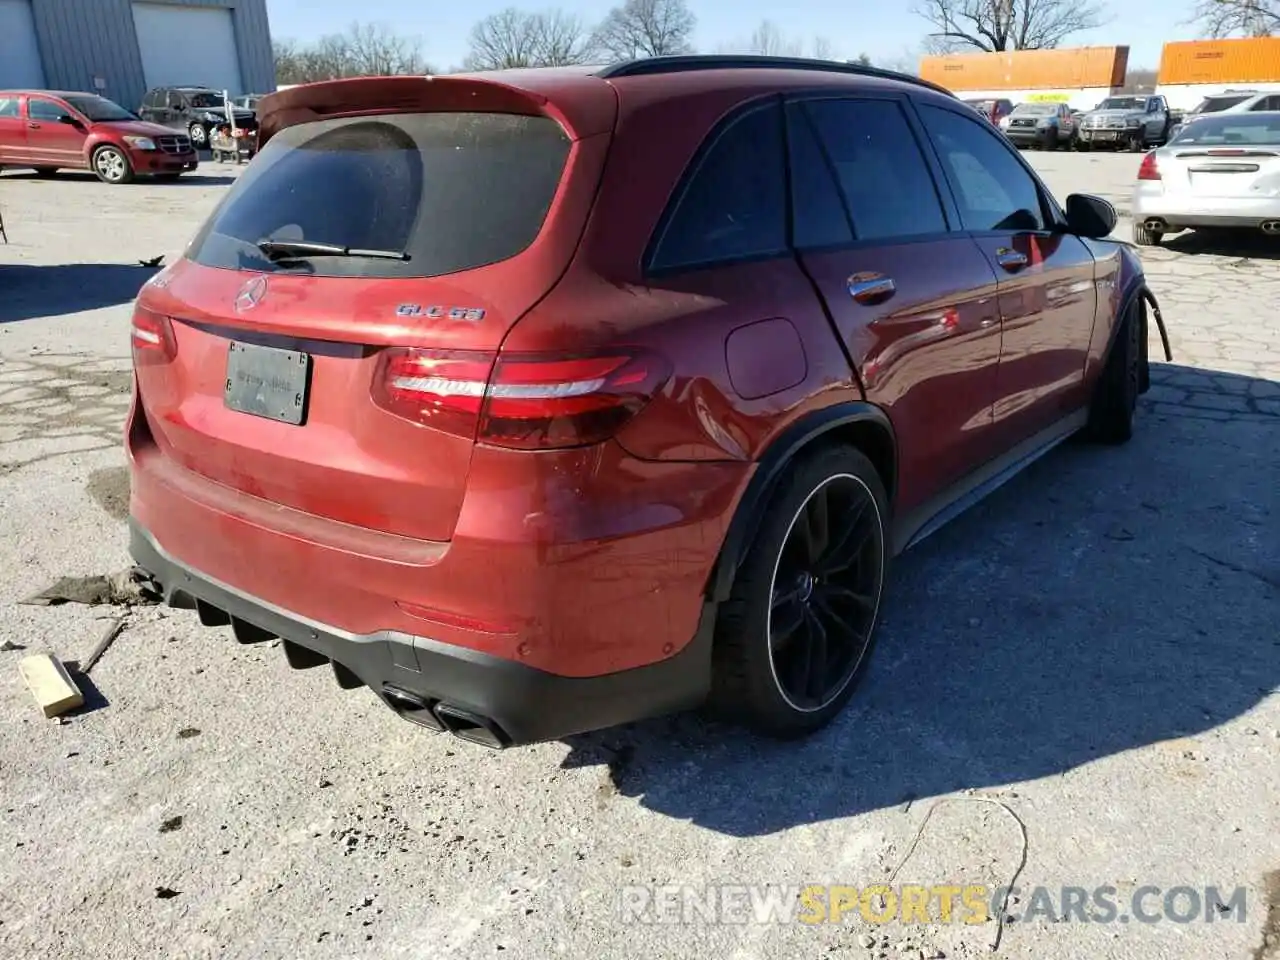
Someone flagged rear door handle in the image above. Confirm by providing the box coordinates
[995,248,1028,271]
[27,122,40,129]
[848,274,896,304]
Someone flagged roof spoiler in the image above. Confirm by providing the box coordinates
[256,74,611,148]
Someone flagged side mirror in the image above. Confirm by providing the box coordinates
[1064,194,1117,239]
[58,114,80,126]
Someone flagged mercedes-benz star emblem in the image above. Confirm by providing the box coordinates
[234,275,268,313]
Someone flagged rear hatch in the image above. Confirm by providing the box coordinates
[132,74,616,542]
[1159,113,1280,198]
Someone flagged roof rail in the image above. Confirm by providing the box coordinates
[596,55,954,98]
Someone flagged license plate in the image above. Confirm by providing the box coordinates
[1094,132,1116,140]
[224,340,310,425]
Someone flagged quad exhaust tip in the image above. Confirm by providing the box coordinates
[1261,220,1280,235]
[379,684,509,748]
[1144,217,1168,232]
[434,703,508,749]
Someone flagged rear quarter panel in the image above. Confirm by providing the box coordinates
[502,77,869,463]
[1080,237,1134,384]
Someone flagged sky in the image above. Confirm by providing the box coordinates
[265,0,1205,73]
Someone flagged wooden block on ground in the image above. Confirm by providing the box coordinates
[18,654,84,718]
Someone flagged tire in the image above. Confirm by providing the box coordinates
[1044,132,1058,151]
[91,145,134,185]
[710,445,890,738]
[1076,140,1091,152]
[1085,302,1143,444]
[1132,222,1162,246]
[1128,132,1146,153]
[33,167,59,177]
[188,123,208,148]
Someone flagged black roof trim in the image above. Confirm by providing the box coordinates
[595,55,954,99]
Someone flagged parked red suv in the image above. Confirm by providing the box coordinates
[0,90,197,184]
[127,57,1161,748]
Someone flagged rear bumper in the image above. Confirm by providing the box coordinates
[1131,188,1280,229]
[130,520,714,746]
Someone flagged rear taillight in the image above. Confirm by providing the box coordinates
[130,306,176,364]
[372,348,670,450]
[1137,152,1161,181]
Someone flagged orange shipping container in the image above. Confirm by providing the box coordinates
[919,46,1129,92]
[1157,38,1280,85]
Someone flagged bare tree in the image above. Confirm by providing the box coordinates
[718,24,848,59]
[594,0,696,61]
[810,37,837,60]
[850,51,872,65]
[273,22,432,84]
[914,0,1109,52]
[463,8,596,70]
[344,22,431,75]
[1119,67,1158,93]
[877,45,928,74]
[721,20,803,56]
[1189,0,1279,36]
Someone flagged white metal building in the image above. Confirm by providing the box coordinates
[0,0,274,109]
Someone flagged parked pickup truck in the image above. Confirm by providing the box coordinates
[1077,95,1171,152]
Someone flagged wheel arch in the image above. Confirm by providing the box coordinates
[1106,274,1152,392]
[707,402,897,603]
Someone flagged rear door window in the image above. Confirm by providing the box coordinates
[917,104,1048,233]
[188,112,572,279]
[0,97,19,118]
[801,98,949,241]
[647,102,787,272]
[785,102,854,249]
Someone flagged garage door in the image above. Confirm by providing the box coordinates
[131,2,243,95]
[0,0,46,89]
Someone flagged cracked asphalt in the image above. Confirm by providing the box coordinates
[0,154,1277,960]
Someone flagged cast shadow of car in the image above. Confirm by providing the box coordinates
[1162,229,1280,261]
[561,363,1280,837]
[0,169,235,187]
[0,263,157,323]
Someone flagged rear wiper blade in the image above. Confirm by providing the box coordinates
[255,239,410,262]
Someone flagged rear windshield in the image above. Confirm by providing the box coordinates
[1171,113,1280,145]
[65,95,137,122]
[1190,95,1252,115]
[1096,97,1144,111]
[188,112,571,279]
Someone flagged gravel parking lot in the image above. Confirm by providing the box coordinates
[1,153,1277,960]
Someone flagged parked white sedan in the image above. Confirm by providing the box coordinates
[1132,112,1280,246]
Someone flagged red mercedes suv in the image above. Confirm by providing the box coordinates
[127,57,1161,748]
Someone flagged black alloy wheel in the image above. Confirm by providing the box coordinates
[767,473,885,714]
